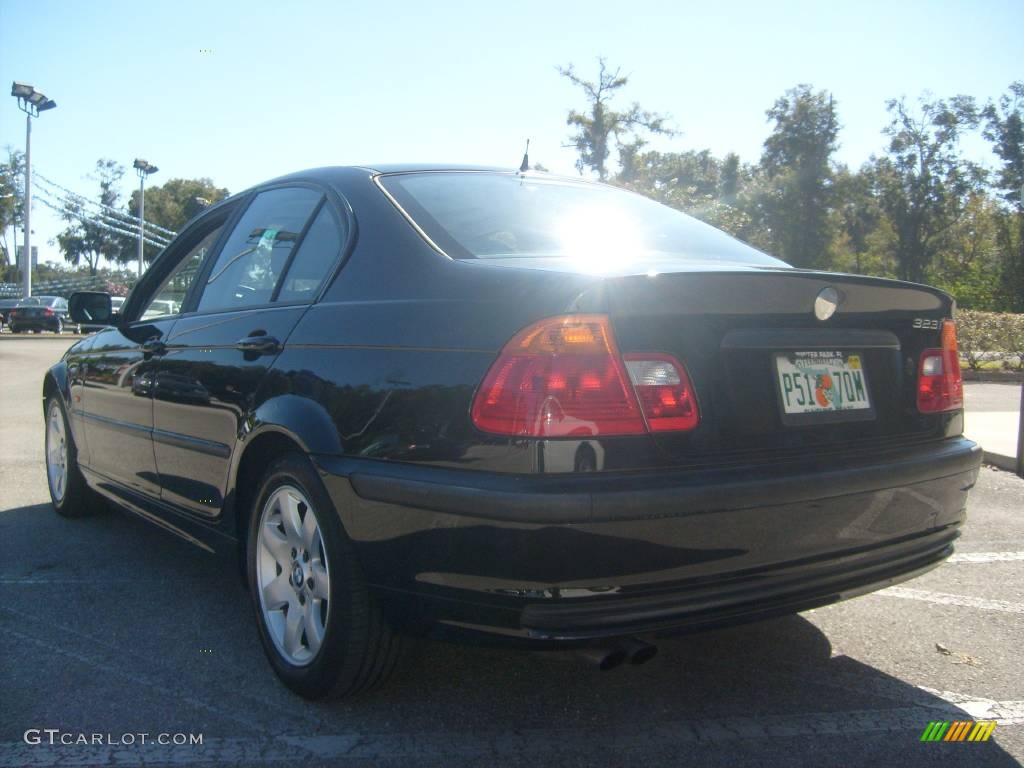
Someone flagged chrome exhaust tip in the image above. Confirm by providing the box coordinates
[620,637,658,665]
[575,645,628,671]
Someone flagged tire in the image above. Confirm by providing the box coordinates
[45,395,103,517]
[247,453,402,700]
[55,318,64,334]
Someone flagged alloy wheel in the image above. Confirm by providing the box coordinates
[46,400,68,504]
[255,485,331,666]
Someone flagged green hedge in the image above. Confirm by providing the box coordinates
[956,309,1024,371]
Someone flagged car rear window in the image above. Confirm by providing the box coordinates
[379,171,785,267]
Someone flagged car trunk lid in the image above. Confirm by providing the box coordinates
[587,269,960,465]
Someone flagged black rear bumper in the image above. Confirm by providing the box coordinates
[314,437,981,644]
[345,437,980,524]
[518,526,956,640]
[9,317,62,331]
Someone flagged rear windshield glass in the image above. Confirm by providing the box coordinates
[379,172,785,267]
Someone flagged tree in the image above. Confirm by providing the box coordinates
[873,94,981,284]
[719,153,740,205]
[927,191,1005,309]
[0,148,25,267]
[56,159,135,275]
[126,177,229,266]
[983,82,1024,311]
[983,82,1024,208]
[614,148,746,232]
[829,164,893,276]
[558,58,676,181]
[758,85,839,268]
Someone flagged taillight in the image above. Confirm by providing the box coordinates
[917,320,963,413]
[471,315,699,437]
[624,353,699,431]
[44,308,54,316]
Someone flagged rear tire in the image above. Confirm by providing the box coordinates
[55,318,64,334]
[45,395,103,517]
[247,453,402,700]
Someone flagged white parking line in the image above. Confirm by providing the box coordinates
[920,687,1024,723]
[948,551,1024,563]
[879,586,1024,614]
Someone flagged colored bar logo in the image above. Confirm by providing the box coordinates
[920,721,996,742]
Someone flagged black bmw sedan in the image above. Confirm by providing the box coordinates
[48,165,981,699]
[10,295,72,333]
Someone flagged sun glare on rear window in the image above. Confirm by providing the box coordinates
[379,171,786,269]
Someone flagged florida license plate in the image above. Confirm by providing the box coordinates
[774,351,873,424]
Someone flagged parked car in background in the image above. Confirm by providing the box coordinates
[9,295,72,334]
[0,297,21,331]
[49,165,980,701]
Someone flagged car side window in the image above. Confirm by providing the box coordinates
[196,187,321,313]
[275,203,345,302]
[141,225,225,320]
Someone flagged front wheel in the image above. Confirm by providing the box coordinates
[45,395,103,517]
[247,454,402,699]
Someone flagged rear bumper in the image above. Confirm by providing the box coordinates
[10,317,61,331]
[314,437,981,644]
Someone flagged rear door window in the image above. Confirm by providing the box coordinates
[275,204,345,302]
[197,187,321,312]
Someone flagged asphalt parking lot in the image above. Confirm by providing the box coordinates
[1,335,1022,767]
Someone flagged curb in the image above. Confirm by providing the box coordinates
[984,450,1021,474]
[0,333,88,340]
[962,371,1024,383]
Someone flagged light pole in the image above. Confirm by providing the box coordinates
[10,82,56,299]
[133,158,158,278]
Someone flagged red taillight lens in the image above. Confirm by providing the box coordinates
[44,308,54,316]
[471,315,645,436]
[624,353,699,432]
[917,320,963,413]
[471,315,700,437]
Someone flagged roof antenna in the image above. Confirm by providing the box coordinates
[519,139,530,173]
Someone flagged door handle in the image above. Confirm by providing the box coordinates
[235,335,281,356]
[141,337,166,357]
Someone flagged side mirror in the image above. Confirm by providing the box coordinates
[69,291,115,326]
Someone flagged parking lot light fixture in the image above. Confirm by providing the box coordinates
[10,82,57,300]
[133,159,159,278]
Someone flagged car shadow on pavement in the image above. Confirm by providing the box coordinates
[1,502,1019,767]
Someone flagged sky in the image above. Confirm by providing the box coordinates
[1,0,1021,267]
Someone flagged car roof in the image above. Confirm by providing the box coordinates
[253,164,502,186]
[184,165,598,229]
[355,163,512,174]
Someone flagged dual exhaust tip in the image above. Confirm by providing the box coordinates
[576,637,658,671]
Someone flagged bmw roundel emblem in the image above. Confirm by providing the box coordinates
[814,287,840,321]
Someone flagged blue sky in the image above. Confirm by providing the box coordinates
[1,0,1021,266]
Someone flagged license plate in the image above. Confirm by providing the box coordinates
[774,351,873,423]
